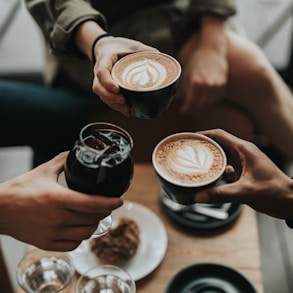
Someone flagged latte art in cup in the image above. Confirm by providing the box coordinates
[112,52,180,91]
[153,133,226,187]
[122,59,167,90]
[166,142,220,182]
[152,133,227,205]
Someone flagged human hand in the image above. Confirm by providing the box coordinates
[0,152,123,251]
[195,129,293,220]
[92,36,158,115]
[178,16,228,114]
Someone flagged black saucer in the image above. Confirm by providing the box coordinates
[165,263,257,293]
[160,191,243,230]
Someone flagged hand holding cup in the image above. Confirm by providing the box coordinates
[152,132,227,205]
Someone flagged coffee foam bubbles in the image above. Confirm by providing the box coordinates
[121,59,167,90]
[154,136,225,186]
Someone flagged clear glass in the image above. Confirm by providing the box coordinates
[65,122,133,237]
[75,265,136,293]
[16,249,74,293]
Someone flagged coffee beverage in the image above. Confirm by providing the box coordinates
[154,133,225,186]
[111,51,181,119]
[112,51,180,91]
[152,133,227,205]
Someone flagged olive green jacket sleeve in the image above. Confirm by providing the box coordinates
[25,0,107,56]
[25,0,237,57]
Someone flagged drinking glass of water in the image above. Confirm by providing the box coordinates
[75,265,136,293]
[16,249,74,293]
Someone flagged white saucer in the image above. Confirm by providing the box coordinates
[69,201,168,281]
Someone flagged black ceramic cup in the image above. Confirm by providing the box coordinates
[111,51,181,119]
[152,132,227,205]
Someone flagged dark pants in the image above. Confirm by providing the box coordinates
[0,80,87,167]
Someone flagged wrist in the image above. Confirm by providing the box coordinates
[201,15,226,31]
[199,15,226,51]
[91,33,112,64]
[0,181,13,234]
[75,20,107,60]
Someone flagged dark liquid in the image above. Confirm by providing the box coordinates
[65,130,133,197]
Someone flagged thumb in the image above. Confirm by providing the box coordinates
[195,182,243,204]
[36,151,68,176]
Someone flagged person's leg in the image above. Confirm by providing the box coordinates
[0,80,88,167]
[176,30,255,143]
[224,31,293,159]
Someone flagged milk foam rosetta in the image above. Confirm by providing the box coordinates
[155,137,225,185]
[122,59,167,90]
[112,52,180,91]
[170,144,214,174]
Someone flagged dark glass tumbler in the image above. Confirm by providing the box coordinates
[65,122,133,236]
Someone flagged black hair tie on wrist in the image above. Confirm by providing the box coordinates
[91,33,112,65]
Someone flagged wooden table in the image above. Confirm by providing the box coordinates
[17,164,264,293]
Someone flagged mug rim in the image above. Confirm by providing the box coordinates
[79,122,133,150]
[152,132,227,188]
[16,249,74,293]
[75,264,136,293]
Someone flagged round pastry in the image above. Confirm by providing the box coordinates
[90,217,140,263]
